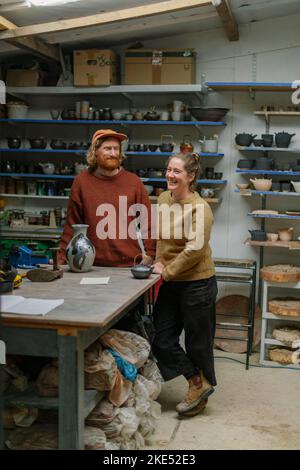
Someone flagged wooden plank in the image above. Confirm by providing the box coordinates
[0,15,59,62]
[213,0,239,41]
[0,0,211,40]
[245,238,300,250]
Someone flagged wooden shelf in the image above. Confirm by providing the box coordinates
[244,237,300,250]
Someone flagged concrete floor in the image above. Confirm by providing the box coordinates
[146,352,300,450]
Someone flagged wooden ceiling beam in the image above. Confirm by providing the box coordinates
[0,0,211,40]
[0,15,60,62]
[213,0,239,41]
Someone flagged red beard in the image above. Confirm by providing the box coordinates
[97,156,120,170]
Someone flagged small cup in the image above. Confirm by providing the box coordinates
[50,109,60,120]
[171,111,181,121]
[161,111,169,121]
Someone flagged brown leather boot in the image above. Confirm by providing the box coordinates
[176,371,214,414]
[177,398,208,419]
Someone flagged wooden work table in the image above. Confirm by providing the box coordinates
[0,266,160,449]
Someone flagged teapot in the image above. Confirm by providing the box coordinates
[39,163,55,175]
[248,229,267,241]
[199,135,218,153]
[180,135,194,154]
[278,227,294,241]
[275,131,296,148]
[235,133,257,147]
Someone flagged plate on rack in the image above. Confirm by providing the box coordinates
[286,211,300,216]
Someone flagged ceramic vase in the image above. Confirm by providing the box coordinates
[66,224,95,273]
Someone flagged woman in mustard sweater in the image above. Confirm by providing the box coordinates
[152,152,217,417]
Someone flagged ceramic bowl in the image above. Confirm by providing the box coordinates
[236,183,249,190]
[250,179,272,191]
[266,233,279,242]
[131,265,153,279]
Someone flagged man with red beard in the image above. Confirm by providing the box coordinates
[59,129,155,267]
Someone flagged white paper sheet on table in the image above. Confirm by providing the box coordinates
[0,295,64,316]
[80,277,110,285]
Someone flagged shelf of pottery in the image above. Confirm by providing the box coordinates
[260,266,300,369]
[234,110,300,253]
[0,87,229,233]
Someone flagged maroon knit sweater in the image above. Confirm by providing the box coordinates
[59,169,156,267]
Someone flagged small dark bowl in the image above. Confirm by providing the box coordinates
[159,143,174,152]
[253,139,263,147]
[7,137,21,149]
[237,159,254,169]
[148,144,158,152]
[131,265,153,279]
[30,138,47,149]
[50,139,66,150]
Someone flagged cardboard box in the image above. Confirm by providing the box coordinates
[125,49,195,85]
[6,69,41,87]
[73,49,119,86]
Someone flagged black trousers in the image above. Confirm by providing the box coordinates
[152,276,217,386]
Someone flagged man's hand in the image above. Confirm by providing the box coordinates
[152,262,164,275]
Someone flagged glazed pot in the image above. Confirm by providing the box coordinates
[278,227,294,242]
[237,159,254,169]
[144,110,160,121]
[266,233,279,242]
[255,157,274,171]
[159,143,174,152]
[30,137,47,149]
[250,178,272,191]
[39,163,55,175]
[7,137,21,149]
[235,133,257,146]
[199,138,218,153]
[131,254,153,279]
[248,229,267,241]
[66,224,95,273]
[275,131,296,148]
[261,134,274,147]
[50,139,66,150]
[291,181,300,193]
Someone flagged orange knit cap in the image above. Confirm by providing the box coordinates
[92,129,127,145]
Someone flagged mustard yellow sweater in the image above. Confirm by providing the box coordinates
[156,191,215,282]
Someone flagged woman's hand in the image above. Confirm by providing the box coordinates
[152,262,164,275]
